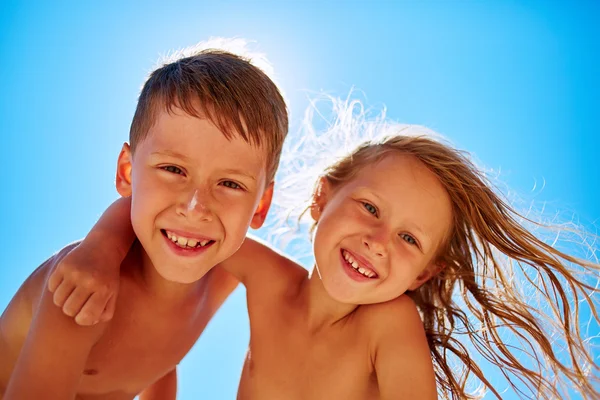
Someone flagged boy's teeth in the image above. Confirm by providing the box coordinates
[165,230,211,249]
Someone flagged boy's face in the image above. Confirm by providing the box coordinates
[116,105,273,283]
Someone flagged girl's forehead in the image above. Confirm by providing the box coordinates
[350,154,441,188]
[342,154,454,244]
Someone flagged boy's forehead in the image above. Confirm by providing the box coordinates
[142,107,268,173]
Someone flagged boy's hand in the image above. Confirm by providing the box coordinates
[47,241,119,326]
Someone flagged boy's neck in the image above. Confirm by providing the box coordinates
[301,268,359,333]
[127,242,203,305]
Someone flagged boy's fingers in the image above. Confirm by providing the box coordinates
[75,292,108,326]
[52,281,76,308]
[47,271,63,293]
[62,287,92,317]
[99,294,117,322]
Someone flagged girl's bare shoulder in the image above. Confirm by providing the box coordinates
[358,295,428,350]
[358,296,437,398]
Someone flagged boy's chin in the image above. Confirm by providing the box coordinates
[155,263,214,284]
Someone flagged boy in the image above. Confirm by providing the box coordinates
[0,45,288,399]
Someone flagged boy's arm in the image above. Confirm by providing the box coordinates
[138,368,177,400]
[5,257,107,399]
[48,197,134,326]
[218,235,304,289]
[373,296,438,400]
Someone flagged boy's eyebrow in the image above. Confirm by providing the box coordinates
[151,151,257,182]
[221,168,257,182]
[151,150,191,162]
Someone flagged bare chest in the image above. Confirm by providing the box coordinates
[238,299,379,400]
[75,285,220,395]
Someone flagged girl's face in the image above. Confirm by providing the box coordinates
[312,153,453,305]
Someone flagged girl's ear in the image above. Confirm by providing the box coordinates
[310,177,331,221]
[408,261,446,291]
[116,143,133,197]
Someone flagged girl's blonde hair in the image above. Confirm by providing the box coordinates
[272,95,600,399]
[321,135,599,399]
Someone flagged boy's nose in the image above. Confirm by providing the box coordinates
[176,189,214,222]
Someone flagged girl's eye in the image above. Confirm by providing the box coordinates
[362,202,378,216]
[400,233,418,246]
[221,180,242,190]
[161,165,184,175]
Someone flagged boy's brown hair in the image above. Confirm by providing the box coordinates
[129,47,288,181]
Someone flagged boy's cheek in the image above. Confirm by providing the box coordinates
[222,206,257,240]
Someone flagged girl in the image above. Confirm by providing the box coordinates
[49,99,599,399]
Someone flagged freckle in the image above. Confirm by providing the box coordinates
[83,368,99,375]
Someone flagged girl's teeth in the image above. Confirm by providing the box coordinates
[188,238,198,247]
[200,240,209,247]
[177,237,188,246]
[343,250,375,278]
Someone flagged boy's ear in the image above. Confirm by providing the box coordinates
[116,143,133,197]
[310,177,331,221]
[250,182,274,229]
[408,261,445,291]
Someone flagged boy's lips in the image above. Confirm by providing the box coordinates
[161,229,215,249]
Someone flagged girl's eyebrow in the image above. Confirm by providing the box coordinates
[355,186,383,201]
[405,222,431,244]
[357,186,434,246]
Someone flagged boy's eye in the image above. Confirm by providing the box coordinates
[161,165,184,175]
[362,202,378,216]
[399,233,417,246]
[221,180,242,190]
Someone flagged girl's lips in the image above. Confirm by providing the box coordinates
[339,249,379,282]
[341,248,379,277]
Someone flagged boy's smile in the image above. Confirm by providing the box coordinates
[161,228,215,256]
[116,105,273,285]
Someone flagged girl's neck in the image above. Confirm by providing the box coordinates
[127,241,200,305]
[300,266,360,332]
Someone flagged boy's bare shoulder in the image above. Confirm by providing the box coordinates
[1,242,82,336]
[238,236,307,293]
[246,235,307,274]
[6,241,82,320]
[1,241,108,396]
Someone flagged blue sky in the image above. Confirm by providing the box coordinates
[1,1,598,398]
